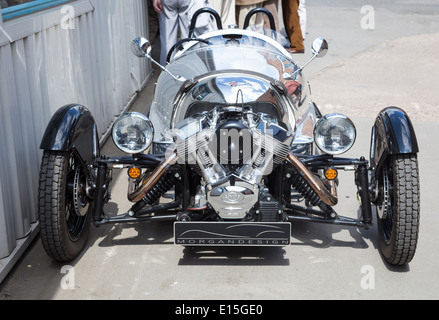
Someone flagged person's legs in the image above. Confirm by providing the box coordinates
[263,0,279,31]
[210,0,236,28]
[177,0,191,39]
[298,0,307,40]
[282,0,304,52]
[159,0,180,65]
[221,0,237,28]
[236,2,264,29]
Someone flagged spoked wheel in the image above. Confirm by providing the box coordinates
[375,154,420,266]
[38,151,92,262]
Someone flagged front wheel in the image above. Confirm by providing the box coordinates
[375,154,420,266]
[38,151,92,262]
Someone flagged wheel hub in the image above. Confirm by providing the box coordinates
[376,169,390,220]
[73,167,89,217]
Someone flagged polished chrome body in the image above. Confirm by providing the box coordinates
[149,29,312,146]
[133,28,336,220]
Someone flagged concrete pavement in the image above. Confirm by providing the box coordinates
[1,1,439,300]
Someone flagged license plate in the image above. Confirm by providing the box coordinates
[174,222,291,246]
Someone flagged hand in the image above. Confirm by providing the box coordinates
[153,0,162,14]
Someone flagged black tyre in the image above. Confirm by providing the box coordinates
[38,151,92,262]
[376,154,420,266]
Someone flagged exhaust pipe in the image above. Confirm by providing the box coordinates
[128,151,179,203]
[286,153,338,207]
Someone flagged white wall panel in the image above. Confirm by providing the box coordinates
[0,0,151,281]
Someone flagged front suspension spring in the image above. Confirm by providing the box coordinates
[131,174,175,214]
[290,172,323,207]
[143,174,175,205]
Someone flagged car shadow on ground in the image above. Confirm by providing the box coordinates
[83,198,411,272]
[89,208,290,266]
[85,203,384,268]
[178,247,290,266]
[291,219,372,250]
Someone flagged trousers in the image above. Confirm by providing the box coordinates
[298,0,307,39]
[236,2,264,29]
[158,0,192,66]
[263,0,280,32]
[210,0,236,28]
[282,0,304,51]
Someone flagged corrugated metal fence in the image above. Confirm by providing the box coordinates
[0,0,151,282]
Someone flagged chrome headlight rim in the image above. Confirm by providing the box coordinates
[112,112,154,155]
[314,113,357,155]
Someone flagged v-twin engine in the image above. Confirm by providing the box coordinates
[173,107,294,220]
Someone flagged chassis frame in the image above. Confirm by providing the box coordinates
[91,153,373,230]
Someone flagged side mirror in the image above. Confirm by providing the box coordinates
[131,37,152,57]
[311,38,329,58]
[283,38,329,80]
[131,37,186,82]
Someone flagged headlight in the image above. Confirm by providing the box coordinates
[314,114,356,155]
[112,113,154,154]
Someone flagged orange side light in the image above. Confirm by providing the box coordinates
[325,168,338,180]
[128,166,142,179]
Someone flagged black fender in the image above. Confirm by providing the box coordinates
[370,107,419,172]
[40,104,100,168]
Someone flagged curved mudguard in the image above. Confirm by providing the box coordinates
[370,107,419,171]
[40,104,100,167]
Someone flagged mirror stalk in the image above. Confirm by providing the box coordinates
[131,37,186,83]
[284,38,329,80]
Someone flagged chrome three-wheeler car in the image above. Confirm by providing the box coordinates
[38,8,420,266]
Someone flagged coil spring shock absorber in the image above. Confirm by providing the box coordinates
[130,174,175,215]
[285,153,337,214]
[290,172,321,206]
[290,172,333,214]
[144,173,175,205]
